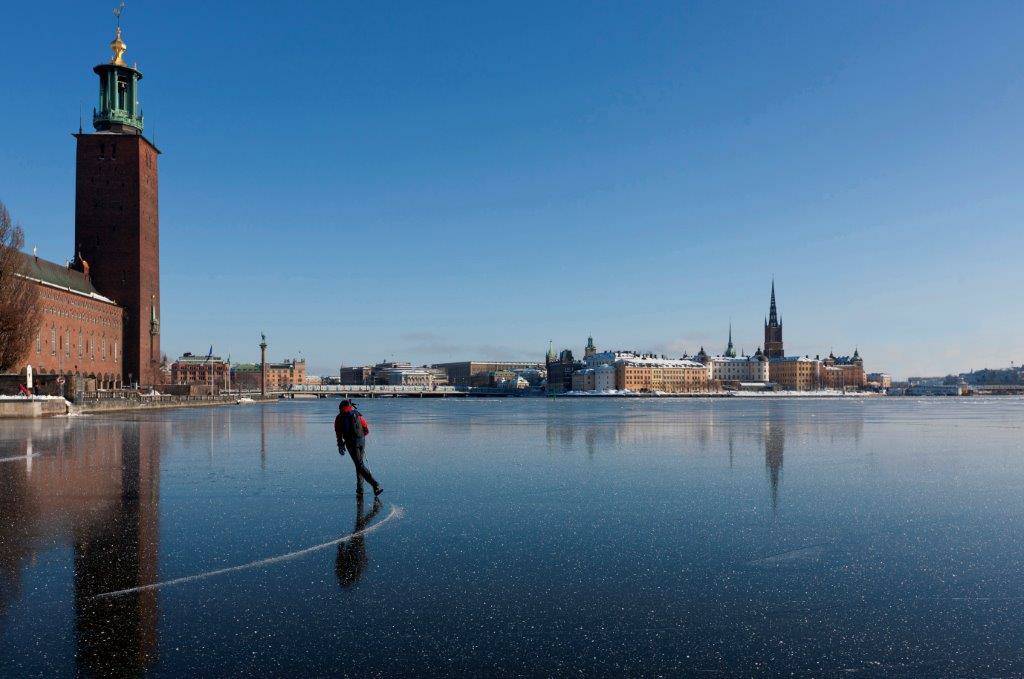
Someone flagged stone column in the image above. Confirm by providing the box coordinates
[260,336,268,398]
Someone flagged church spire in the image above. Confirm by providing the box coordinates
[724,322,736,358]
[768,278,779,326]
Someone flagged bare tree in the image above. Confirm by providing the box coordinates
[0,201,42,373]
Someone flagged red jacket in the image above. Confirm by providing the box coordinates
[334,406,369,447]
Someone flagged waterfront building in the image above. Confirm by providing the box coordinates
[12,22,163,387]
[614,356,710,393]
[170,352,230,390]
[821,350,867,389]
[768,356,820,391]
[387,368,434,387]
[764,281,784,359]
[701,347,770,385]
[546,349,582,394]
[436,361,544,388]
[233,358,306,391]
[867,372,892,389]
[584,349,644,367]
[15,253,125,388]
[571,368,596,392]
[339,365,373,385]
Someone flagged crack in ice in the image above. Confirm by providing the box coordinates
[93,505,405,599]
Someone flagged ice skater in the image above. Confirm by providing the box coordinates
[334,399,383,497]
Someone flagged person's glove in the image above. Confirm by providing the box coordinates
[337,443,347,457]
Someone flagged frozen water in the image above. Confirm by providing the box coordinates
[1,397,1024,675]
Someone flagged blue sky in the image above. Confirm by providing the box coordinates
[2,1,1022,378]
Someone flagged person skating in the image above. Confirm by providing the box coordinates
[334,400,383,496]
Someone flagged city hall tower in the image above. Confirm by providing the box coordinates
[74,20,161,386]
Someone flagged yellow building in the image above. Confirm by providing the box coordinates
[768,357,820,391]
[614,357,710,394]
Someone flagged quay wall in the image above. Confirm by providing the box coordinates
[0,398,70,418]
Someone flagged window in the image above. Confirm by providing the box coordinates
[78,331,83,357]
[50,327,56,355]
[114,342,118,361]
[66,330,71,357]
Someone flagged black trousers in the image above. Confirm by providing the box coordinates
[342,442,379,490]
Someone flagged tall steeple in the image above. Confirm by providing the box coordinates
[584,334,597,358]
[724,322,737,358]
[764,279,784,359]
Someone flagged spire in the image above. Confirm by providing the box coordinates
[546,340,556,363]
[768,278,779,326]
[724,322,736,358]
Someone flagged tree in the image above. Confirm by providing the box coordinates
[0,201,42,373]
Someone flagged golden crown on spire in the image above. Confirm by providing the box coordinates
[110,26,127,65]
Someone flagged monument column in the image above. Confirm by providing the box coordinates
[260,334,268,398]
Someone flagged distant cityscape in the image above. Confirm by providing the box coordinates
[162,282,883,396]
[163,276,1024,398]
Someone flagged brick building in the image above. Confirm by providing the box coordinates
[18,253,125,388]
[171,353,230,390]
[11,24,162,388]
[232,359,306,391]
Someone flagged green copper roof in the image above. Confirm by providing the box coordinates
[16,252,114,303]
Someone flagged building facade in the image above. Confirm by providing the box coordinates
[821,350,867,389]
[614,357,710,393]
[233,359,306,391]
[170,353,230,390]
[768,356,820,391]
[18,253,125,388]
[546,349,582,394]
[699,347,770,385]
[339,366,373,385]
[434,361,543,388]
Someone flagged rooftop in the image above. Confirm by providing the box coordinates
[15,252,116,305]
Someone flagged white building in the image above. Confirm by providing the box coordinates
[697,347,770,384]
[583,350,642,367]
[387,368,433,387]
[594,364,616,391]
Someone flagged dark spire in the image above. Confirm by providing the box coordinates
[768,278,779,326]
[724,322,736,357]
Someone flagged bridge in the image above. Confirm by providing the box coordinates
[276,384,471,398]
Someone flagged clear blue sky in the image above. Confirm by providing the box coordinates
[2,1,1022,378]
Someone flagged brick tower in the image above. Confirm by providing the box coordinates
[763,280,784,359]
[74,21,161,387]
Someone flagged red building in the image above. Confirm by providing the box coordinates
[12,23,162,388]
[18,252,125,388]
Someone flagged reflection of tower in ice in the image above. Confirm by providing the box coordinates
[72,422,163,676]
[763,417,785,511]
[0,421,164,675]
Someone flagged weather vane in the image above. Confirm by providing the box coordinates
[113,1,126,28]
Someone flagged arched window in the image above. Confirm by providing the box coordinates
[50,326,56,355]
